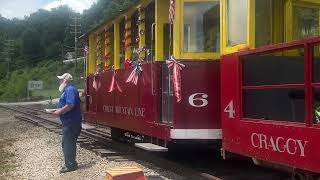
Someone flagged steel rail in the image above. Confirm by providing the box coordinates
[0,104,214,180]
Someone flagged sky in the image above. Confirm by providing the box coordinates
[0,0,97,19]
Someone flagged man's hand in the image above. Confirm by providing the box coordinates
[53,109,62,116]
[52,105,74,117]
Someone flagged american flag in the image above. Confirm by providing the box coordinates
[169,0,175,24]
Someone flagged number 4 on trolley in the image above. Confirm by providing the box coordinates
[224,100,235,118]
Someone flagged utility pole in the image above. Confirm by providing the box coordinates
[1,40,14,79]
[70,15,81,76]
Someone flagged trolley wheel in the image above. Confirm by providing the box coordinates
[111,127,124,141]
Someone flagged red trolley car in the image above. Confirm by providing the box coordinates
[85,0,221,150]
[220,0,320,177]
[84,0,320,176]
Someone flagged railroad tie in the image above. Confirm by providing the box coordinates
[106,166,146,180]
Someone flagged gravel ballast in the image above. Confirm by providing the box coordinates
[0,108,182,180]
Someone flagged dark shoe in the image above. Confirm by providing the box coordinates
[59,166,78,174]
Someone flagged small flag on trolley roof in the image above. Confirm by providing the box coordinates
[169,0,175,24]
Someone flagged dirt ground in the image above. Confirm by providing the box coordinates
[0,110,16,179]
[0,107,181,180]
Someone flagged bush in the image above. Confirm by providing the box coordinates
[1,61,53,101]
[0,58,85,102]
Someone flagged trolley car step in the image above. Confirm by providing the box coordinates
[134,143,168,152]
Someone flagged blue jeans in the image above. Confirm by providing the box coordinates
[62,122,82,169]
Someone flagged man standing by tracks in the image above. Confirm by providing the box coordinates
[53,73,82,173]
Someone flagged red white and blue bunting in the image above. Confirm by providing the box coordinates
[109,70,123,93]
[126,61,143,86]
[166,56,185,102]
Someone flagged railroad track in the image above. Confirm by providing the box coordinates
[0,104,291,180]
[0,104,218,180]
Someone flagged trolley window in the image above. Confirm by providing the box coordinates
[313,45,320,124]
[183,1,220,53]
[255,0,286,48]
[242,48,305,123]
[226,0,247,47]
[145,2,155,62]
[293,4,320,40]
[254,0,320,47]
[107,26,114,68]
[255,0,273,47]
[243,49,305,86]
[100,32,105,67]
[96,32,103,66]
[314,89,320,124]
[244,88,305,122]
[131,11,139,62]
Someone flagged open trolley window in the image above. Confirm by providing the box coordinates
[241,47,305,123]
[173,0,221,59]
[240,39,320,126]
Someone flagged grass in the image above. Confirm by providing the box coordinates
[0,139,16,175]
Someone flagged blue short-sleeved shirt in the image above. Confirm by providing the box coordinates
[58,84,82,126]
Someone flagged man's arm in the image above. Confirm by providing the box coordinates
[53,104,74,116]
[53,87,76,116]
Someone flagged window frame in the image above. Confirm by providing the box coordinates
[87,33,97,75]
[221,0,320,56]
[285,0,320,42]
[239,45,308,125]
[155,0,169,61]
[221,0,255,55]
[174,0,221,60]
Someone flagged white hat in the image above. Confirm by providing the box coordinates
[57,73,73,80]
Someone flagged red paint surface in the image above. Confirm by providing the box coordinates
[84,60,220,140]
[221,38,320,173]
[173,60,221,129]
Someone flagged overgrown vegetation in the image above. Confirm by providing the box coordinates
[0,61,84,102]
[0,0,137,102]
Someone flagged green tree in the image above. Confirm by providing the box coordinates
[0,0,139,101]
[21,27,43,62]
